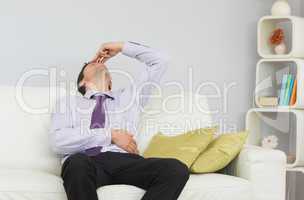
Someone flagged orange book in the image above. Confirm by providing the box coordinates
[290,79,297,106]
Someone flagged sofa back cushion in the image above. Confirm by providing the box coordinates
[0,86,62,175]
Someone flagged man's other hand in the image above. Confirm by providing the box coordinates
[91,41,124,63]
[111,129,139,154]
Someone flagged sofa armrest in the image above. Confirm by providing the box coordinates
[233,145,286,200]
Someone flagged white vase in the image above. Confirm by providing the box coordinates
[271,0,291,16]
[274,42,287,54]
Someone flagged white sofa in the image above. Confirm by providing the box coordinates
[0,86,286,200]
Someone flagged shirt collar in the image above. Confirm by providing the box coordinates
[84,89,115,100]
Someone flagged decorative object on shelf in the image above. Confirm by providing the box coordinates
[274,43,287,55]
[287,154,296,164]
[269,28,287,55]
[258,96,278,107]
[271,0,291,16]
[270,28,284,45]
[261,135,279,149]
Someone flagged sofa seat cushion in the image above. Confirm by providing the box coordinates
[0,169,64,193]
[0,169,252,200]
[99,173,253,200]
[179,173,253,200]
[0,169,66,200]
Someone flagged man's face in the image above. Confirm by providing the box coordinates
[82,62,112,91]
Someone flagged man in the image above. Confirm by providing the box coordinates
[50,41,189,200]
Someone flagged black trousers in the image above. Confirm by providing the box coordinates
[61,152,189,200]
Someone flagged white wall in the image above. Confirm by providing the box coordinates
[0,0,277,131]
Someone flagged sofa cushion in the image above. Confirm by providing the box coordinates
[0,169,64,193]
[0,86,62,176]
[191,131,248,173]
[143,128,215,168]
[99,174,253,200]
[0,169,253,200]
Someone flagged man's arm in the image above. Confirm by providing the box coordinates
[49,98,112,155]
[93,41,169,107]
[121,41,169,107]
[50,97,139,155]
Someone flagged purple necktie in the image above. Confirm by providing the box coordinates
[90,95,107,129]
[85,95,108,156]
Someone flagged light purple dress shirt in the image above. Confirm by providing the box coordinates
[50,41,168,163]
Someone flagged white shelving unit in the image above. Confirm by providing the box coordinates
[248,15,304,200]
[258,16,304,58]
[255,58,304,108]
[287,167,304,173]
[249,15,304,167]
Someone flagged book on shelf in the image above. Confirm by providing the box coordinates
[285,74,294,105]
[279,74,288,105]
[290,79,297,106]
[258,96,278,106]
[283,74,292,105]
[278,73,297,106]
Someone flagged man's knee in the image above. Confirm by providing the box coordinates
[158,158,190,182]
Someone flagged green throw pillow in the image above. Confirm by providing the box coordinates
[143,127,216,168]
[190,131,248,173]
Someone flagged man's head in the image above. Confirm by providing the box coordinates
[77,62,112,96]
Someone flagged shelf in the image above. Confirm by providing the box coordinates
[255,58,304,108]
[246,108,304,168]
[258,16,304,58]
[247,107,302,112]
[287,167,304,174]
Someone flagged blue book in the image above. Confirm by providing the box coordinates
[286,75,294,105]
[279,74,288,105]
[283,74,292,105]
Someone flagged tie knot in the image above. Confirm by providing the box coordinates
[91,94,107,102]
[97,95,106,100]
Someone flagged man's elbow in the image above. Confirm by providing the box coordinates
[158,52,170,66]
[49,132,65,155]
[152,52,169,73]
[51,146,62,155]
[50,140,65,155]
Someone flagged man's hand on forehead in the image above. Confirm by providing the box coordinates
[90,42,124,64]
[90,50,110,64]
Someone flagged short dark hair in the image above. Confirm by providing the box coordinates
[77,63,89,95]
